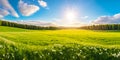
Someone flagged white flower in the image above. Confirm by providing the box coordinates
[52,49,56,52]
[60,52,63,55]
[0,45,3,48]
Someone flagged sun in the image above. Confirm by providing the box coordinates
[61,9,78,27]
[65,10,76,20]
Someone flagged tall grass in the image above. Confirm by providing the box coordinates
[0,26,120,60]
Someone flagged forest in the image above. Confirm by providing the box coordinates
[0,20,58,30]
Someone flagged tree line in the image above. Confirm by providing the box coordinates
[0,20,58,30]
[79,24,120,30]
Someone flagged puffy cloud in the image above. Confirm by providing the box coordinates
[0,0,19,17]
[0,15,4,18]
[38,0,47,7]
[93,13,120,24]
[18,0,40,16]
[0,9,9,18]
[81,16,89,19]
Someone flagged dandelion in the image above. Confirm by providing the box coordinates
[77,53,80,56]
[71,49,74,51]
[83,47,87,49]
[90,47,93,49]
[52,49,56,52]
[3,54,5,57]
[112,53,117,57]
[99,49,102,52]
[83,56,86,58]
[115,52,120,57]
[80,50,82,52]
[39,55,42,58]
[60,52,63,55]
[14,48,18,51]
[104,48,107,51]
[34,51,38,54]
[72,56,75,59]
[47,53,50,55]
[11,53,14,58]
[23,58,26,60]
[54,44,62,47]
[118,52,120,54]
[99,52,103,55]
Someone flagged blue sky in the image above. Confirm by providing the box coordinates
[1,0,120,26]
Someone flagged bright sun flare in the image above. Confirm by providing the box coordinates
[65,10,76,20]
[62,10,78,27]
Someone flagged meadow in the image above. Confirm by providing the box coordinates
[0,26,120,60]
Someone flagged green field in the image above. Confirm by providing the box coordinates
[0,26,120,60]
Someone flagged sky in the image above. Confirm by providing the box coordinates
[1,0,120,26]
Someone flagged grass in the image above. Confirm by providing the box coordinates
[0,26,30,32]
[0,26,120,60]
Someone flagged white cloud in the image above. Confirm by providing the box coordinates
[15,20,57,27]
[0,0,19,17]
[0,15,4,18]
[0,9,9,18]
[38,0,47,7]
[93,13,120,24]
[18,0,40,16]
[81,16,89,19]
